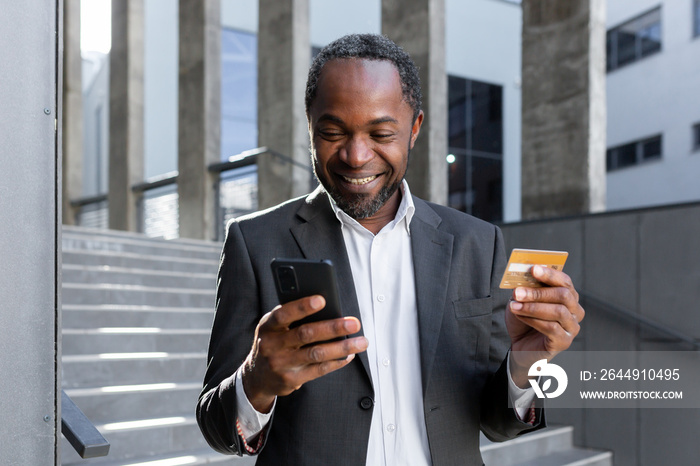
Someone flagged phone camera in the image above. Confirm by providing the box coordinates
[277,266,298,293]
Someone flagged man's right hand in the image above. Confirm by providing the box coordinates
[241,295,368,413]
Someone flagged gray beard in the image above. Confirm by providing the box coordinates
[312,161,402,220]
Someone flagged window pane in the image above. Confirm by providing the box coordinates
[616,29,637,67]
[221,29,258,159]
[642,137,661,160]
[616,142,638,169]
[695,0,700,37]
[639,22,661,57]
[470,81,503,155]
[607,7,662,72]
[470,156,502,222]
[606,149,615,170]
[448,76,468,149]
[447,151,468,212]
[694,124,700,151]
[606,31,616,70]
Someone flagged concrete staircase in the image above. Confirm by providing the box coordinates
[481,426,613,465]
[60,226,253,465]
[59,226,611,465]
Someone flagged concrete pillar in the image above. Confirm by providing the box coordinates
[109,0,144,231]
[62,0,82,225]
[257,0,311,209]
[382,0,448,206]
[521,0,606,219]
[0,0,60,463]
[178,0,221,240]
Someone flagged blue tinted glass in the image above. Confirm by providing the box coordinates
[221,29,258,160]
[695,1,700,37]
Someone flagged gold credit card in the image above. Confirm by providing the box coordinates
[499,248,568,289]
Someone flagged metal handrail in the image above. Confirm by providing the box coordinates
[132,170,178,193]
[208,146,313,174]
[580,291,700,350]
[69,193,107,208]
[61,390,110,458]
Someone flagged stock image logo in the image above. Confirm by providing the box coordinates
[529,359,568,399]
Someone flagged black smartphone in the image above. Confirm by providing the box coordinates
[270,258,344,332]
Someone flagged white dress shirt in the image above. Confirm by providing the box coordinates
[235,181,534,463]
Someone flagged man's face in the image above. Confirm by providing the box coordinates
[308,58,423,220]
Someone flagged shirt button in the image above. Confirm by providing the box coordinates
[377,294,385,302]
[359,396,374,410]
[382,358,390,367]
[386,423,396,433]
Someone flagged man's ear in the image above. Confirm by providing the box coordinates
[409,110,424,149]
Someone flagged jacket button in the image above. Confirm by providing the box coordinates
[359,396,374,410]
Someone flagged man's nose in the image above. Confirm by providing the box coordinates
[339,136,373,168]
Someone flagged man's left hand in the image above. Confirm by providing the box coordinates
[506,265,585,387]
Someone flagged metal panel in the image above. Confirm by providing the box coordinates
[0,1,60,464]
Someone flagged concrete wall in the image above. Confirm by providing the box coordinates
[606,0,700,210]
[500,201,700,465]
[0,0,61,463]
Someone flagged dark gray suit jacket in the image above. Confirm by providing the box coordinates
[197,187,543,465]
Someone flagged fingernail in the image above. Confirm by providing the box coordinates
[515,288,527,301]
[510,300,523,311]
[310,295,324,309]
[532,265,543,277]
[357,337,369,350]
[344,318,360,332]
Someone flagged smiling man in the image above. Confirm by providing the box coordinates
[197,34,584,465]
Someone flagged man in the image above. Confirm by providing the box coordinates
[197,34,584,465]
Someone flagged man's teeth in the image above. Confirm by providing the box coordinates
[342,175,378,185]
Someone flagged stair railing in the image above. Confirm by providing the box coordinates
[579,291,700,350]
[61,390,110,458]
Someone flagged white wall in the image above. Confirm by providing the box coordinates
[446,0,522,221]
[606,0,700,210]
[309,0,380,46]
[144,0,178,179]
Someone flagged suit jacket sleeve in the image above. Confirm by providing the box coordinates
[479,226,545,441]
[196,219,267,456]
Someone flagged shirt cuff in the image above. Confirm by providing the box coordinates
[506,352,537,421]
[235,366,276,440]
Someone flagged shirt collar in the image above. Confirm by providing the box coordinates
[327,179,415,235]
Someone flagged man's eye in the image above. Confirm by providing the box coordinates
[319,130,343,139]
[372,133,394,140]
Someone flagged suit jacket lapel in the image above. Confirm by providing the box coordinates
[410,197,454,394]
[289,188,372,384]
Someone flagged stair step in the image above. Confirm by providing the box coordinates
[62,264,217,289]
[62,283,215,307]
[62,305,214,329]
[60,417,211,464]
[65,382,202,424]
[62,329,211,354]
[62,249,218,274]
[61,352,207,388]
[512,448,613,466]
[61,447,251,466]
[480,426,573,464]
[63,225,222,255]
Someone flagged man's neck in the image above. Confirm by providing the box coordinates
[355,189,402,235]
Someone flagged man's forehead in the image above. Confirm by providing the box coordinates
[317,57,401,87]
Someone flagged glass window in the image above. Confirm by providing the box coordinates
[693,123,700,152]
[447,76,503,222]
[607,135,662,171]
[221,29,258,160]
[607,7,661,72]
[695,0,700,38]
